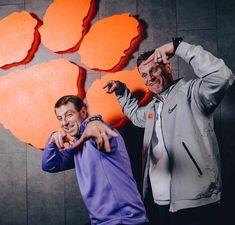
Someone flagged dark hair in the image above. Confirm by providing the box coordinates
[55,95,84,112]
[137,50,155,67]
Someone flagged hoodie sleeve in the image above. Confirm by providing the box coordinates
[176,41,234,114]
[115,83,147,128]
[42,134,75,173]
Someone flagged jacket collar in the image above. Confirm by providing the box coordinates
[152,78,183,101]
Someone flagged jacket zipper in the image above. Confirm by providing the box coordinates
[182,142,203,175]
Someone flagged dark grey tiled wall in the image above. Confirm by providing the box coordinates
[0,0,234,224]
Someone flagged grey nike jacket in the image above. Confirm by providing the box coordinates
[115,42,234,212]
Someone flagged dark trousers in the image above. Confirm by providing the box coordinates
[144,188,221,225]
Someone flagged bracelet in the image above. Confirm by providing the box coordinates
[84,115,103,126]
[80,115,103,134]
[172,37,183,54]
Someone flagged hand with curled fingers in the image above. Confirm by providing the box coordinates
[71,120,118,152]
[102,80,121,94]
[144,42,174,65]
[49,131,73,149]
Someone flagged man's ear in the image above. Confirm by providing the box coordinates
[164,63,173,74]
[80,105,88,119]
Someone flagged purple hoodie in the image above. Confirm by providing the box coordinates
[42,119,148,225]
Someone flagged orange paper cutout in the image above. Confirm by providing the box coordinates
[78,13,140,71]
[0,11,40,69]
[39,0,93,53]
[0,59,79,149]
[86,68,150,127]
[0,1,145,150]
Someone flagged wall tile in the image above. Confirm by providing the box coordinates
[177,29,217,80]
[27,145,65,225]
[0,153,27,225]
[0,124,26,153]
[25,0,52,19]
[138,0,176,48]
[0,4,24,19]
[177,0,216,30]
[27,145,64,193]
[65,170,89,225]
[0,0,23,5]
[137,0,177,70]
[216,0,235,72]
[99,0,137,19]
[28,192,65,225]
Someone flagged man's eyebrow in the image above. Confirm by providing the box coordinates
[142,57,154,65]
[150,64,160,72]
[64,109,75,115]
[141,65,156,75]
[57,109,75,117]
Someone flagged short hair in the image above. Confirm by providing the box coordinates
[55,95,84,112]
[137,50,154,67]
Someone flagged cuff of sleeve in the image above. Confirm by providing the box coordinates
[175,41,193,63]
[114,82,126,96]
[45,132,57,148]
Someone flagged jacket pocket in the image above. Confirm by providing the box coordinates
[182,142,203,176]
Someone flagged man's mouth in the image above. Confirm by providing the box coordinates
[64,125,75,132]
[149,78,161,86]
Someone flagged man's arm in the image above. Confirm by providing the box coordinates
[103,81,147,128]
[144,40,234,113]
[72,118,118,152]
[176,41,234,114]
[42,132,75,172]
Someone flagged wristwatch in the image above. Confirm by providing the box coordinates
[172,37,183,54]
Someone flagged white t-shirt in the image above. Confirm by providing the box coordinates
[149,87,174,205]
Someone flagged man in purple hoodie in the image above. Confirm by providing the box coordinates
[42,95,148,225]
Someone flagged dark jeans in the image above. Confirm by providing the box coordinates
[144,188,222,225]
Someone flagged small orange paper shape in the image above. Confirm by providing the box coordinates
[0,11,39,68]
[86,68,149,126]
[0,59,79,149]
[78,13,140,71]
[40,0,93,52]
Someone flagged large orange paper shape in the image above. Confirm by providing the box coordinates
[0,11,38,68]
[86,68,150,126]
[79,13,140,71]
[0,59,79,149]
[40,0,92,52]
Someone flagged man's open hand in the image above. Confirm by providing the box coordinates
[72,120,118,152]
[49,131,73,149]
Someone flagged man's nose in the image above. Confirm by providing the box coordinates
[147,72,154,81]
[61,117,69,126]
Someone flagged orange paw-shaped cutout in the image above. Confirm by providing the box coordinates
[39,0,93,52]
[0,11,40,69]
[0,59,80,148]
[0,0,144,149]
[79,13,140,71]
[86,68,150,126]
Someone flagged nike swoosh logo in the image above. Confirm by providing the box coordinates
[168,104,177,113]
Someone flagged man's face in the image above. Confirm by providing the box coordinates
[138,59,173,94]
[55,102,87,137]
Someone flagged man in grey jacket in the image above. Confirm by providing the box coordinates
[103,39,234,225]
